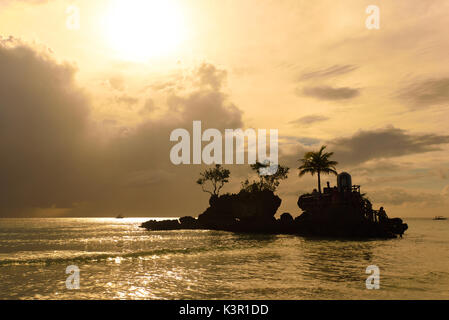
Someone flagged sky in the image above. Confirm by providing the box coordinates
[1,0,449,218]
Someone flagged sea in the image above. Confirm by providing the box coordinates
[0,217,448,300]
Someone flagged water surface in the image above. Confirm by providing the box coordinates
[0,217,448,299]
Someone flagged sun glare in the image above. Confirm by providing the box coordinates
[105,0,185,61]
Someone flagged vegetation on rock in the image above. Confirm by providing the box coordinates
[298,145,338,193]
[196,164,230,196]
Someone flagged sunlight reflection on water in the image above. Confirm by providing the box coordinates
[0,217,448,299]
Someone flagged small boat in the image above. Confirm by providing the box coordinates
[116,214,125,219]
[433,216,447,220]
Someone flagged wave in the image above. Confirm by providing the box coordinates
[0,246,220,266]
[0,243,268,266]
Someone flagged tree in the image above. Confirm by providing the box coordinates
[241,161,289,192]
[196,164,230,196]
[298,145,338,193]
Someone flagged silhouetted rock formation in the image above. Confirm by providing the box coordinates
[295,191,407,238]
[179,216,198,229]
[141,176,408,239]
[141,190,282,233]
[141,219,181,230]
[280,212,293,222]
[197,190,281,232]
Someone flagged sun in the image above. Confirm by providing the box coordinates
[104,0,185,61]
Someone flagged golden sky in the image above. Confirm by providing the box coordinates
[1,0,449,217]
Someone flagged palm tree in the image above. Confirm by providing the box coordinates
[298,145,338,193]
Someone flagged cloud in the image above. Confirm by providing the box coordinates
[301,85,360,100]
[398,77,449,109]
[279,126,449,175]
[0,40,244,217]
[123,170,176,188]
[361,172,430,187]
[296,137,321,146]
[441,185,449,197]
[114,94,139,106]
[147,80,179,92]
[195,63,227,90]
[139,98,157,115]
[103,119,117,126]
[288,114,329,127]
[0,38,94,212]
[298,64,358,81]
[86,64,243,217]
[368,188,444,207]
[107,76,125,91]
[329,127,449,165]
[351,160,405,175]
[2,0,49,4]
[435,167,449,179]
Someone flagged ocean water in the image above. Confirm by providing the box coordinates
[0,217,448,300]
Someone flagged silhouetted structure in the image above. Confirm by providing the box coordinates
[141,172,408,238]
[296,172,407,238]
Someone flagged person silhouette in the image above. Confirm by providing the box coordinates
[378,207,387,223]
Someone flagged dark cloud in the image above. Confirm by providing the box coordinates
[296,137,321,146]
[368,188,444,207]
[81,65,243,217]
[361,172,430,187]
[329,127,449,165]
[288,114,329,127]
[280,136,321,147]
[398,77,449,109]
[278,145,309,170]
[0,40,244,217]
[301,85,360,100]
[279,126,449,174]
[298,64,358,81]
[351,160,405,176]
[0,39,94,213]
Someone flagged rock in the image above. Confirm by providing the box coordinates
[280,212,293,223]
[296,191,408,238]
[197,189,282,232]
[140,219,180,230]
[277,212,295,233]
[179,216,198,229]
[141,186,408,239]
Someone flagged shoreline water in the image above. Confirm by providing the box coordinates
[0,217,448,299]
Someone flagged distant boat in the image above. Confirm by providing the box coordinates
[433,216,447,220]
[116,214,125,219]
